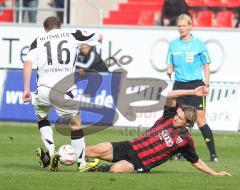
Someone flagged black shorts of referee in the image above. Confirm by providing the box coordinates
[173,80,206,110]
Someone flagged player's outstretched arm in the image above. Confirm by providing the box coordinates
[166,86,208,107]
[22,60,33,103]
[193,159,231,176]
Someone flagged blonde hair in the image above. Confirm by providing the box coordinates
[176,14,192,25]
[181,105,197,128]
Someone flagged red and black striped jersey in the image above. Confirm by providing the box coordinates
[130,106,199,171]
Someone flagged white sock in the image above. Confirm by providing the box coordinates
[71,137,86,168]
[39,126,55,156]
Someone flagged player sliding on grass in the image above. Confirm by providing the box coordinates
[22,16,102,172]
[85,86,231,175]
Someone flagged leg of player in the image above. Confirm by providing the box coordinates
[37,116,59,171]
[86,143,134,173]
[197,110,218,162]
[38,117,56,157]
[69,116,100,172]
[109,160,134,173]
[69,116,86,169]
[86,142,113,160]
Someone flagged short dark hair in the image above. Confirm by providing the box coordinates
[43,16,62,31]
[181,105,197,128]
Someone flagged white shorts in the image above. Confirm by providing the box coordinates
[32,86,79,119]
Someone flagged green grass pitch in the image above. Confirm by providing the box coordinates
[0,122,239,190]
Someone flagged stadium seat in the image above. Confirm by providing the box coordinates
[109,10,140,20]
[204,0,223,7]
[103,17,139,25]
[196,10,214,27]
[185,0,205,7]
[103,2,163,26]
[221,0,240,7]
[0,10,13,22]
[119,3,162,12]
[215,10,234,27]
[0,0,13,22]
[138,10,155,26]
[128,0,165,6]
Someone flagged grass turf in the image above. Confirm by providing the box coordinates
[0,122,239,190]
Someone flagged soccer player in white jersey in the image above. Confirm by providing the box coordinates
[22,16,103,172]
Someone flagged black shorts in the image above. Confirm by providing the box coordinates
[111,141,148,173]
[173,80,206,110]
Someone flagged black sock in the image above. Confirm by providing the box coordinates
[199,124,217,157]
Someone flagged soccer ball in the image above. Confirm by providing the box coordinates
[58,144,77,166]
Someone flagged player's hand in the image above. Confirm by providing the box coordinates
[22,90,31,103]
[216,171,232,176]
[78,69,86,76]
[204,86,209,96]
[194,86,208,97]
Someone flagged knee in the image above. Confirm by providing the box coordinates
[109,165,124,173]
[109,163,134,173]
[70,117,81,130]
[38,116,48,122]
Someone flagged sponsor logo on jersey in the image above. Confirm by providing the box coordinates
[160,130,173,147]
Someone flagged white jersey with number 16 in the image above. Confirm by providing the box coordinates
[25,29,101,88]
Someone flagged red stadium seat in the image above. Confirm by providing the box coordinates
[196,10,213,27]
[103,2,163,26]
[0,0,13,22]
[185,0,205,7]
[128,0,165,6]
[215,10,234,27]
[119,3,162,12]
[204,0,223,7]
[221,0,240,7]
[138,10,155,26]
[103,18,139,25]
[109,10,140,20]
[0,10,13,22]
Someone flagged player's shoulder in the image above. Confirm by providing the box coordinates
[64,28,81,35]
[69,29,97,41]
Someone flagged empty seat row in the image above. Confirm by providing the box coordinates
[191,10,235,27]
[186,0,240,8]
[103,2,162,26]
[104,9,236,28]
